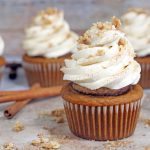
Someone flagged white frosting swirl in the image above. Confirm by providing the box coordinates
[23,8,78,58]
[0,36,4,56]
[61,19,141,90]
[122,8,150,57]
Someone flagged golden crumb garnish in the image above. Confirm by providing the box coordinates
[40,8,60,16]
[96,50,105,56]
[31,139,41,146]
[143,119,150,127]
[42,141,60,149]
[78,34,91,45]
[12,121,24,132]
[118,38,126,46]
[56,116,65,123]
[128,8,148,14]
[31,134,60,149]
[112,16,121,29]
[51,109,65,117]
[103,140,133,149]
[95,22,112,30]
[2,143,18,150]
[97,22,105,30]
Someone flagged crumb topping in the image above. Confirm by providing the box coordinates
[12,121,24,132]
[78,16,122,46]
[118,38,126,46]
[78,33,91,45]
[39,8,60,16]
[1,143,18,150]
[112,16,121,29]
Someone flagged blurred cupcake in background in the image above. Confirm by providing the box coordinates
[0,36,5,82]
[23,8,78,87]
[122,8,150,88]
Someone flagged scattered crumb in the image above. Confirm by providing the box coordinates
[144,119,150,127]
[145,145,150,150]
[42,141,60,149]
[31,134,60,149]
[51,109,65,117]
[103,140,133,150]
[139,115,150,128]
[39,109,66,124]
[12,121,24,132]
[0,143,18,150]
[56,116,65,123]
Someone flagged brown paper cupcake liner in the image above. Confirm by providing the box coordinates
[136,56,150,88]
[23,61,65,87]
[63,99,142,141]
[139,62,150,88]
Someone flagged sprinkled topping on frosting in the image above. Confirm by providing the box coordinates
[112,16,121,29]
[61,17,141,90]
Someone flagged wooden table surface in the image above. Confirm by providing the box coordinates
[0,68,149,150]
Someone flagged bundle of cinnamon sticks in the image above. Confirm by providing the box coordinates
[1,83,62,119]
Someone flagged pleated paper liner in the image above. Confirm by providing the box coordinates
[136,56,150,89]
[62,83,143,141]
[0,56,5,83]
[23,54,70,87]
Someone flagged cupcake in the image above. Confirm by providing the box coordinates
[121,8,150,88]
[61,17,143,141]
[0,36,5,82]
[23,8,78,87]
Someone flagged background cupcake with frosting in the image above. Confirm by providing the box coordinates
[121,8,150,88]
[23,8,78,87]
[0,36,5,83]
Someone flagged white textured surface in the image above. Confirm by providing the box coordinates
[0,68,150,149]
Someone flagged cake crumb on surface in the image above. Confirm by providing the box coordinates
[103,140,133,149]
[31,134,60,149]
[12,121,24,132]
[0,143,18,150]
[39,109,66,124]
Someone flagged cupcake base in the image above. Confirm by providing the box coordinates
[23,54,70,87]
[62,83,143,141]
[136,56,150,89]
[0,56,5,82]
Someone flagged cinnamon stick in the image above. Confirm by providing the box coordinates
[4,84,40,119]
[0,86,62,103]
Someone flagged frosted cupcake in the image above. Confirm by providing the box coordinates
[122,8,150,88]
[23,8,78,87]
[61,17,143,141]
[0,36,5,82]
